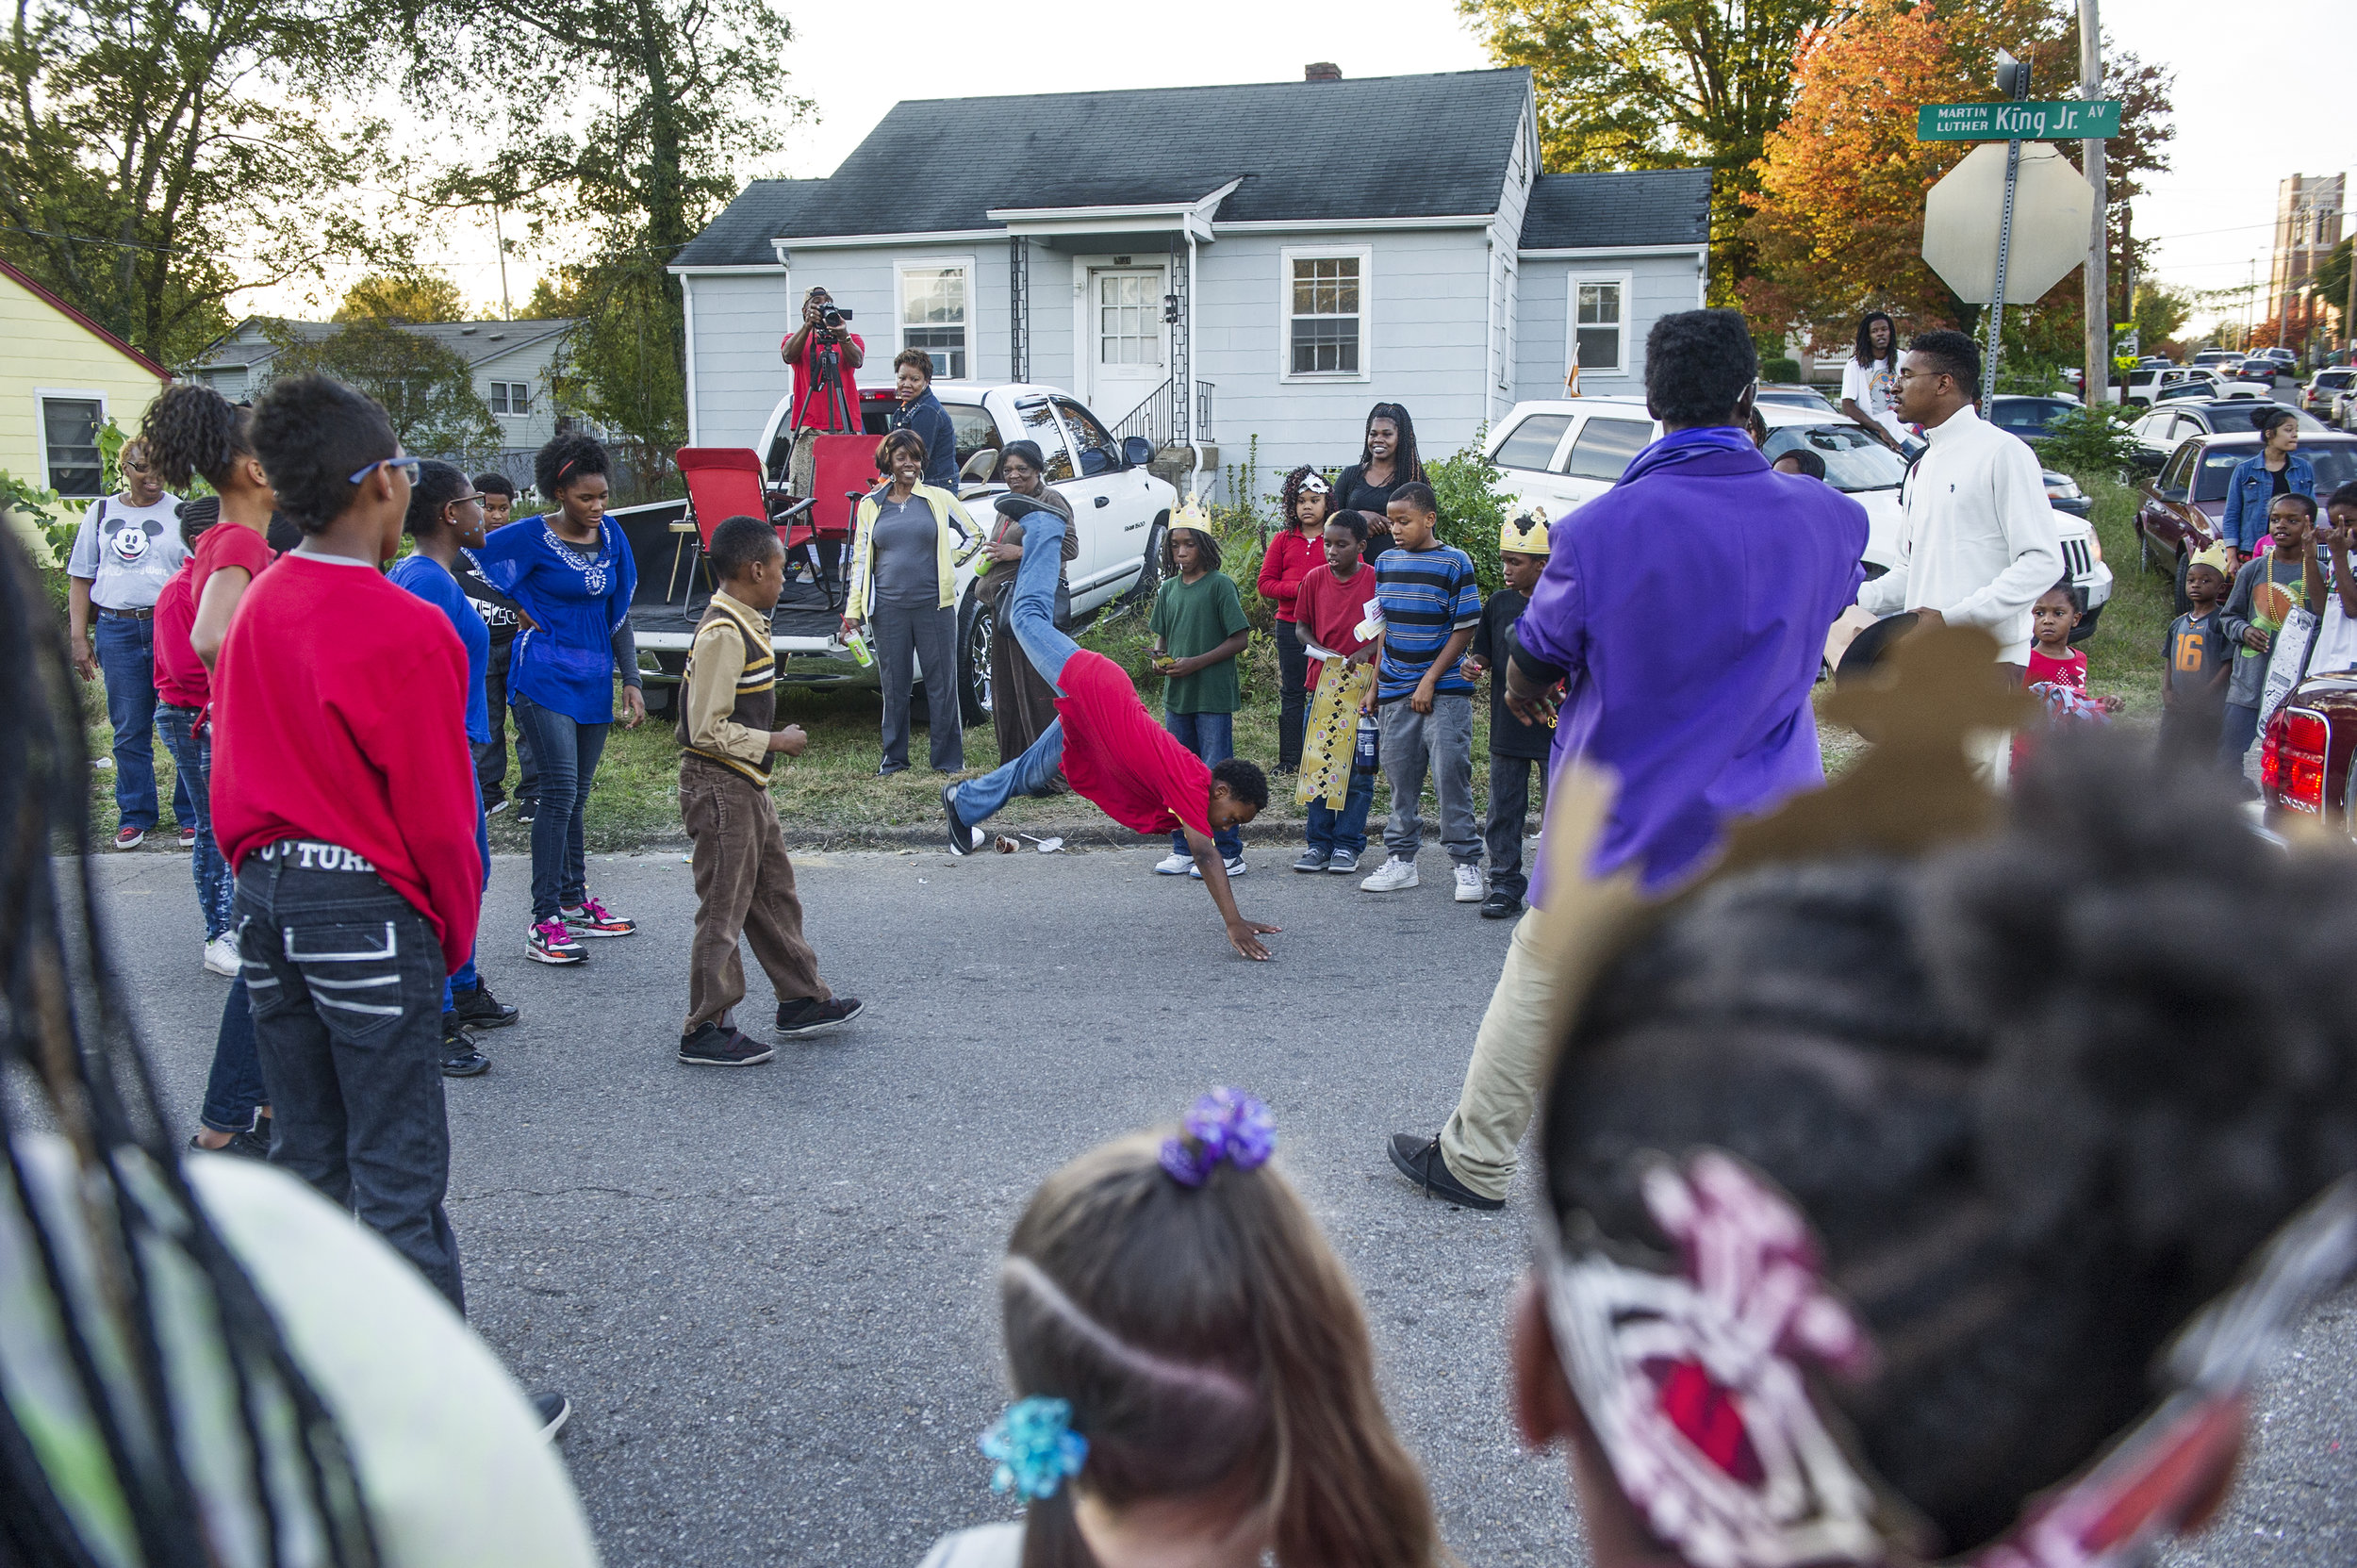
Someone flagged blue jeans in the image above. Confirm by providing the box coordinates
[510,696,610,921]
[1164,710,1242,860]
[236,850,463,1312]
[199,977,267,1136]
[1306,770,1376,857]
[950,511,1082,826]
[95,614,190,832]
[154,704,232,938]
[442,800,490,1008]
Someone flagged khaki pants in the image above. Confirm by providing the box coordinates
[681,757,831,1032]
[1438,907,1565,1201]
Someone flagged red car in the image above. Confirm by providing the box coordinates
[2134,430,2357,609]
[2260,672,2357,827]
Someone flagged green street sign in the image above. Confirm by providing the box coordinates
[1917,100,2121,140]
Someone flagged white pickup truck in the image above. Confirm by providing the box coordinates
[610,381,1178,723]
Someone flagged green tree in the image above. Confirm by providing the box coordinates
[2134,284,2191,347]
[266,321,500,466]
[2314,239,2352,327]
[0,0,398,364]
[336,271,473,323]
[1459,0,1839,291]
[544,257,685,496]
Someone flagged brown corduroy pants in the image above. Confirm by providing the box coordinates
[680,755,831,1033]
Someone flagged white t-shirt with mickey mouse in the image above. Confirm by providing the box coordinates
[67,492,186,609]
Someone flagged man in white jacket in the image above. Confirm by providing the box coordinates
[1857,329,2063,782]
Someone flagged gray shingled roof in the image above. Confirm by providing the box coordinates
[200,317,578,370]
[1519,170,1712,249]
[671,69,1531,267]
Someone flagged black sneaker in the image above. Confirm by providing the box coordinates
[942,784,977,856]
[678,1021,777,1065]
[1386,1132,1505,1212]
[440,1016,490,1078]
[533,1392,570,1440]
[514,800,536,824]
[451,981,519,1030]
[775,996,864,1038]
[1479,890,1525,920]
[188,1121,272,1161]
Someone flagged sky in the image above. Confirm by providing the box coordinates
[272,0,2355,339]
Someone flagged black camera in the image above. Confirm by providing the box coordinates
[820,305,853,330]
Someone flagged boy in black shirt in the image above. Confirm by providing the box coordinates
[2160,544,2233,768]
[1465,508,1555,918]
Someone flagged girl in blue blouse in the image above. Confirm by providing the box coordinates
[477,432,646,966]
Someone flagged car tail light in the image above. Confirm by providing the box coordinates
[2262,708,2329,814]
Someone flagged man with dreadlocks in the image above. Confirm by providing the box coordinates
[0,523,597,1562]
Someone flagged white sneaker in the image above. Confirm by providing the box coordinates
[1188,854,1248,880]
[1360,856,1420,892]
[1454,864,1486,903]
[202,934,239,977]
[1153,852,1194,875]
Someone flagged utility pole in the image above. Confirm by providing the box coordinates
[492,203,513,322]
[2079,0,2107,404]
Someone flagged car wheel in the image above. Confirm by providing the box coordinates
[957,586,993,728]
[2138,524,2156,579]
[1126,517,1169,607]
[2172,552,2192,616]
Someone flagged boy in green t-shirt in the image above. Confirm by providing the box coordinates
[1148,512,1252,877]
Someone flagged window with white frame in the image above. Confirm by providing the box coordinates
[1569,274,1631,377]
[898,262,969,380]
[1283,249,1370,378]
[39,394,105,498]
[488,380,532,416]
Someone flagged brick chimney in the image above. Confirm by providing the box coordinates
[1304,62,1342,82]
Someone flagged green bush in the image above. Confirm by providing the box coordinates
[1761,356,1802,383]
[2036,403,2145,479]
[1427,434,1510,594]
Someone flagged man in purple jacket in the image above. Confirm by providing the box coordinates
[1388,309,1869,1212]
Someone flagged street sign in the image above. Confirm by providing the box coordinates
[1918,100,2120,140]
[1921,142,2093,305]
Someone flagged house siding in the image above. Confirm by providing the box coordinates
[1512,250,1707,406]
[0,269,168,506]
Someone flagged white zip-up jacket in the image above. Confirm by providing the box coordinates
[1858,404,2063,663]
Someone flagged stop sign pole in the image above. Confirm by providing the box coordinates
[1984,51,2032,409]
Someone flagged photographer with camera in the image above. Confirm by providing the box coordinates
[779,285,866,433]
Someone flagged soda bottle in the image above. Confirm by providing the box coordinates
[846,631,874,668]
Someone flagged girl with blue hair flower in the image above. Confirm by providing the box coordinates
[920,1090,1440,1568]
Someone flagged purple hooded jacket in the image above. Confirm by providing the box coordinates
[1519,426,1867,899]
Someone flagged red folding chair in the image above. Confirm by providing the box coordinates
[675,446,827,602]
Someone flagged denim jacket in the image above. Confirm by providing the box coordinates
[2221,452,2315,552]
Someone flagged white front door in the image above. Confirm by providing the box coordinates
[1083,266,1168,428]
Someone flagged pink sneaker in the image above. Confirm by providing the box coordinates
[560,896,636,937]
[526,917,586,965]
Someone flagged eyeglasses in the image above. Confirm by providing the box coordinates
[450,492,485,508]
[121,459,151,473]
[348,454,422,486]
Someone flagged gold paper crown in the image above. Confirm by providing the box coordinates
[1502,505,1552,556]
[1173,495,1215,536]
[1526,624,2036,1049]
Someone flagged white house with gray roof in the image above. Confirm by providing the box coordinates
[190,316,582,477]
[669,66,1710,498]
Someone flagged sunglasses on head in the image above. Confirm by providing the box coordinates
[347,454,422,486]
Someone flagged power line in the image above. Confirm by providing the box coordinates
[3,225,173,254]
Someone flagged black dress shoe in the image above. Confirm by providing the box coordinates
[451,982,519,1030]
[1479,890,1525,920]
[1386,1132,1505,1211]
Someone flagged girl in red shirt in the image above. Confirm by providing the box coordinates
[141,384,279,677]
[1259,468,1332,773]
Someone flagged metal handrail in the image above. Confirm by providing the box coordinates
[1108,377,1217,450]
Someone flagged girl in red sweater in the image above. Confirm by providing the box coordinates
[1258,467,1332,772]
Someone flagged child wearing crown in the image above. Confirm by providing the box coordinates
[1465,505,1557,919]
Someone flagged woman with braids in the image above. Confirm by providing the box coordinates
[918,1088,1441,1568]
[1501,643,2357,1568]
[1256,467,1332,773]
[142,383,286,1161]
[474,430,647,966]
[1331,402,1426,561]
[0,522,597,1563]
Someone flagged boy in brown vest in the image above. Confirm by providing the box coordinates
[676,515,863,1065]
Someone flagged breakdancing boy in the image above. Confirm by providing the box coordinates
[943,493,1281,960]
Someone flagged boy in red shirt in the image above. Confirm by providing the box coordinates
[212,373,483,1312]
[1290,509,1384,873]
[943,495,1280,960]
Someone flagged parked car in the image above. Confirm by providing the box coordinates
[1754,382,1837,412]
[2128,401,2327,473]
[2191,349,2242,371]
[2134,430,2357,609]
[1481,398,2110,639]
[2126,366,2229,405]
[611,379,1177,724]
[1986,393,2082,447]
[2256,346,2299,374]
[2156,375,2269,406]
[2254,667,2357,832]
[2303,367,2355,415]
[2135,355,2174,370]
[2333,386,2357,433]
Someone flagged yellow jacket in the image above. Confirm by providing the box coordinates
[846,483,975,619]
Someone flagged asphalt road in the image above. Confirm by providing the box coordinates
[93,842,2357,1568]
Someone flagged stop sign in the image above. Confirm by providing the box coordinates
[1921,141,2092,305]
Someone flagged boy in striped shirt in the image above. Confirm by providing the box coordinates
[1361,482,1485,900]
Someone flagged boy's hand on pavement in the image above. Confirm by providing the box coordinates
[768,724,808,755]
[1226,917,1279,962]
